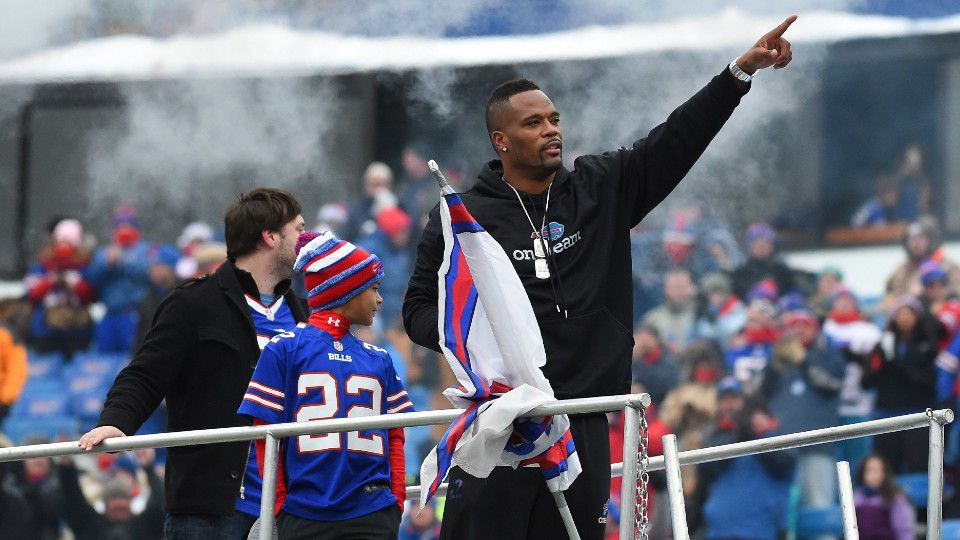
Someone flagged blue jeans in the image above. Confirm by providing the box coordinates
[164,511,257,540]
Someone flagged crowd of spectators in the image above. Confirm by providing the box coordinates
[0,144,956,538]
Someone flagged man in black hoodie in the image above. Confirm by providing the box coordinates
[403,16,797,540]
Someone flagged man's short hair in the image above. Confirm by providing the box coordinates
[485,78,541,135]
[225,188,301,260]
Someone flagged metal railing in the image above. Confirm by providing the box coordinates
[0,398,952,539]
[0,393,651,540]
[655,409,954,540]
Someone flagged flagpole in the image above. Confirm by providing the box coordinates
[552,489,582,540]
[428,160,456,195]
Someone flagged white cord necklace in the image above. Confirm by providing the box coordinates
[504,178,552,279]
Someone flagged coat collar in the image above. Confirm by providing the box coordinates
[216,261,258,351]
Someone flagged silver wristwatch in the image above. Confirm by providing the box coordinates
[728,59,752,83]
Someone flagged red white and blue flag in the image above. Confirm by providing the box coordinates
[418,188,581,505]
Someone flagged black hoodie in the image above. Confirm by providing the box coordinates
[403,67,748,400]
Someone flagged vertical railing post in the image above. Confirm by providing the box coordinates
[619,404,641,540]
[662,434,690,540]
[259,433,280,540]
[927,414,946,540]
[836,461,859,540]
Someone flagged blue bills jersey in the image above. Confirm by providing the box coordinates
[238,323,414,522]
[236,294,297,516]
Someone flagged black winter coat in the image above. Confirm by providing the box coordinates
[97,262,308,515]
[403,67,748,400]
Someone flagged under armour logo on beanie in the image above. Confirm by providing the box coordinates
[294,231,384,313]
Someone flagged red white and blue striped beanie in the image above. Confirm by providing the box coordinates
[294,231,384,312]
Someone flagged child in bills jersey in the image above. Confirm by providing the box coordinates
[239,231,414,539]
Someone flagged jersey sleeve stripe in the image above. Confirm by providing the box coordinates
[249,380,285,398]
[387,401,414,414]
[386,390,408,402]
[243,392,284,411]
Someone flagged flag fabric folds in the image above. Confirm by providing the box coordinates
[418,192,581,505]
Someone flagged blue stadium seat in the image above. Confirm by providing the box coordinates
[796,506,844,538]
[942,519,960,539]
[25,351,65,380]
[69,351,128,378]
[1,416,77,444]
[897,473,928,508]
[11,379,69,419]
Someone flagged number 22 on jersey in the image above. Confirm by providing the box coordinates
[295,372,384,456]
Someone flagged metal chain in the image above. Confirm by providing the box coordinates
[635,406,650,540]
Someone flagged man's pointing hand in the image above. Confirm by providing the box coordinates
[738,15,797,74]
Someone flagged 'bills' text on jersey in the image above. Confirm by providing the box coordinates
[238,320,413,522]
[236,293,296,516]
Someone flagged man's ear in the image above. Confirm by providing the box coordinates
[261,229,277,249]
[491,131,507,153]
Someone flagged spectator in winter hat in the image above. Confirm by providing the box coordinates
[662,218,697,266]
[315,202,349,235]
[84,204,153,354]
[726,297,781,393]
[916,259,960,348]
[822,287,881,470]
[862,295,939,472]
[696,272,747,352]
[747,278,779,304]
[883,216,960,311]
[174,222,213,279]
[761,308,844,511]
[731,222,797,299]
[776,291,808,317]
[24,218,96,355]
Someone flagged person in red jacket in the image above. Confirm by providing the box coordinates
[23,218,95,356]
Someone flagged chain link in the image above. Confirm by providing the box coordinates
[635,407,650,540]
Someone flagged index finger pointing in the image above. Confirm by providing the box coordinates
[766,15,798,39]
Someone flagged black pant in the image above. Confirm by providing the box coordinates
[276,505,401,540]
[439,414,611,540]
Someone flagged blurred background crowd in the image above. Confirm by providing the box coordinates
[0,147,958,538]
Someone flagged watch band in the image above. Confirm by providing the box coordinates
[728,60,752,83]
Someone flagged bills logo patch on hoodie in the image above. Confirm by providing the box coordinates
[541,222,565,241]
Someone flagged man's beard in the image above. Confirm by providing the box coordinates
[273,238,297,280]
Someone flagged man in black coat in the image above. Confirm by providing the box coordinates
[402,17,796,540]
[79,188,309,539]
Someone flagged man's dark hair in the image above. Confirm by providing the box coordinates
[485,79,541,135]
[224,188,301,260]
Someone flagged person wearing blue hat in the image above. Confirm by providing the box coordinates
[731,222,798,300]
[84,205,153,354]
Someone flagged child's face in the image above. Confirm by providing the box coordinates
[863,457,885,490]
[341,283,382,326]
